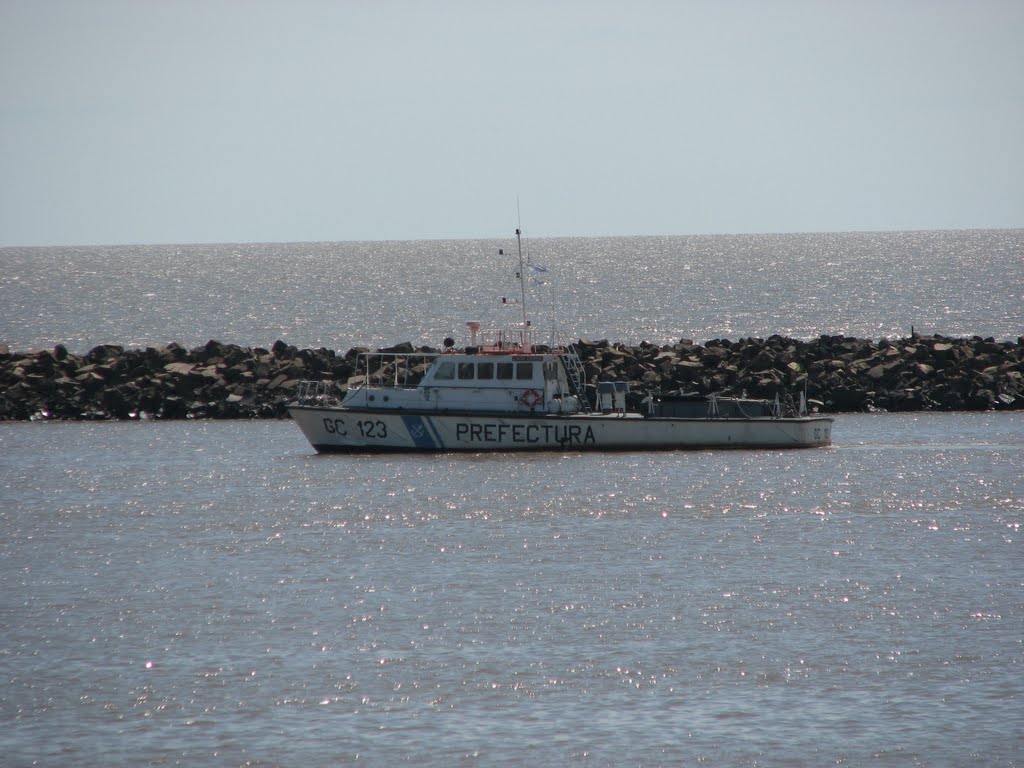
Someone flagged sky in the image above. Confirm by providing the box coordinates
[1,0,1022,246]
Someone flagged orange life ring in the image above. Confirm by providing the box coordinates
[521,389,543,408]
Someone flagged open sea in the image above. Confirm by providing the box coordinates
[2,230,1023,766]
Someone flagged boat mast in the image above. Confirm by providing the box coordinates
[516,228,532,331]
[515,227,529,349]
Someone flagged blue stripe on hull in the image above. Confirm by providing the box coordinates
[401,414,441,449]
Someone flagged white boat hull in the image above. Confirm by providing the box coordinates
[288,406,833,452]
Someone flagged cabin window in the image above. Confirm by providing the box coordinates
[477,362,494,379]
[458,362,475,380]
[544,360,558,381]
[496,362,514,380]
[434,362,455,380]
[516,362,534,380]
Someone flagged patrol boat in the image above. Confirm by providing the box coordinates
[288,231,833,453]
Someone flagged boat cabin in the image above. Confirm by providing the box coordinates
[340,346,584,415]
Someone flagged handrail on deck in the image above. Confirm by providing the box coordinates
[351,351,440,391]
[295,380,344,406]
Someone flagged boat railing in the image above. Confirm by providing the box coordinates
[705,392,801,419]
[348,351,440,391]
[295,380,345,406]
[471,326,584,355]
[471,325,537,354]
[561,344,593,413]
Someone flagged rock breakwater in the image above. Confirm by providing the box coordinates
[1,334,1022,421]
[0,339,354,421]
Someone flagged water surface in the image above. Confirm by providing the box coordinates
[2,413,1021,765]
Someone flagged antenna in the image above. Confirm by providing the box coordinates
[516,226,529,346]
[515,198,528,338]
[549,279,558,348]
